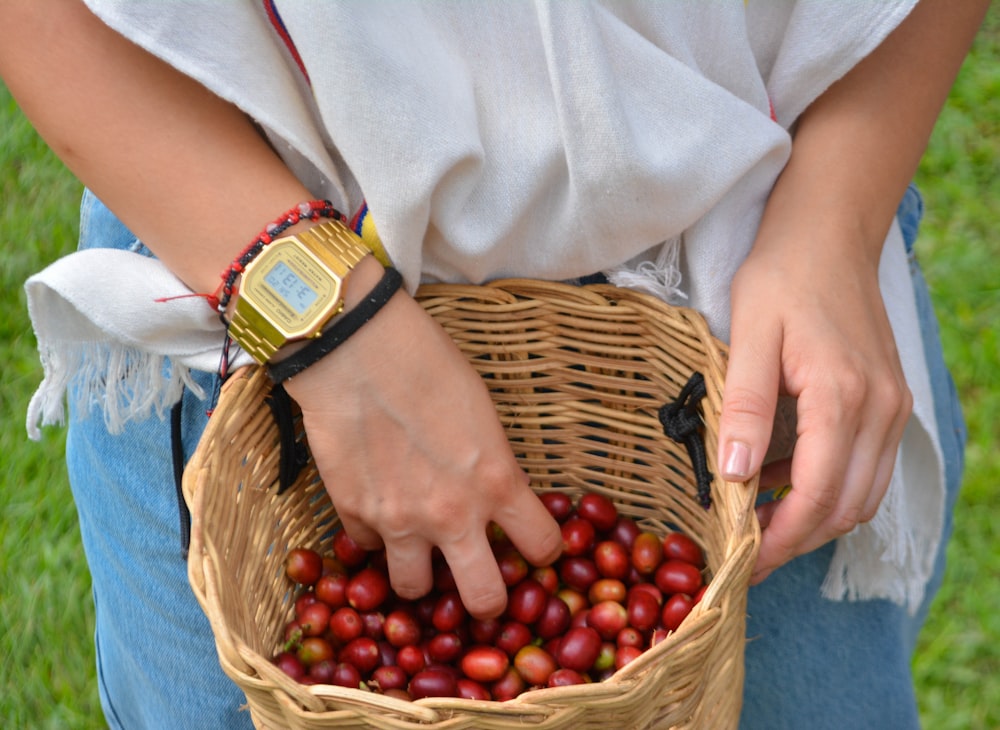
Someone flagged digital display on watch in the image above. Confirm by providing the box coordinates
[264,260,318,314]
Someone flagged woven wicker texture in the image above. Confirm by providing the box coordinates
[185,279,760,729]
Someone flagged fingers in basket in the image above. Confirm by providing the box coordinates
[337,515,385,552]
[438,540,509,620]
[381,534,436,601]
[495,489,565,570]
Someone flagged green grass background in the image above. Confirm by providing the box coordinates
[1,11,997,729]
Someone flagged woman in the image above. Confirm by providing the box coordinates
[1,1,983,727]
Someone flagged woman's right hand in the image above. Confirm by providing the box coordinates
[282,261,564,619]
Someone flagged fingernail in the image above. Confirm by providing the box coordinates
[722,440,752,479]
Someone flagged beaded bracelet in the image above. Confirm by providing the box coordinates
[213,200,346,318]
[267,267,403,383]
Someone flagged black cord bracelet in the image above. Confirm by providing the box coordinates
[267,267,403,383]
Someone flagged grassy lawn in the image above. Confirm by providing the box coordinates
[1,89,97,727]
[1,10,997,729]
[910,8,1000,729]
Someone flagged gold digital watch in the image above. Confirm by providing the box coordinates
[228,220,370,363]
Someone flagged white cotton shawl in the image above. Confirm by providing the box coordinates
[25,0,943,613]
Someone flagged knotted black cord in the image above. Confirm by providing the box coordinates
[265,382,310,494]
[658,372,713,509]
[171,379,308,562]
[170,390,192,558]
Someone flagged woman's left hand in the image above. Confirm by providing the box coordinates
[712,0,989,582]
[718,230,912,583]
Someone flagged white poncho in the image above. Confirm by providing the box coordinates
[26,0,943,612]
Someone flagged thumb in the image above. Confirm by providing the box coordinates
[717,317,781,483]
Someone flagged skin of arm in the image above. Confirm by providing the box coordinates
[0,0,562,618]
[717,0,990,582]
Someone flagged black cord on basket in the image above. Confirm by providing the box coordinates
[170,390,192,559]
[265,382,310,494]
[658,372,713,509]
[170,378,306,562]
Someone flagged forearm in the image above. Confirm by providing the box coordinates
[757,0,989,261]
[0,0,312,294]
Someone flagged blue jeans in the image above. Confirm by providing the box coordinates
[66,187,964,729]
[69,192,253,729]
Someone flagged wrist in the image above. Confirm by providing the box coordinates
[215,200,348,319]
[268,263,402,383]
[753,163,887,273]
[266,254,388,365]
[225,215,385,365]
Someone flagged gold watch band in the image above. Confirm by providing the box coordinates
[228,220,372,363]
[229,306,284,363]
[296,220,370,274]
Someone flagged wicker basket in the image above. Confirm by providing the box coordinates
[184,279,760,730]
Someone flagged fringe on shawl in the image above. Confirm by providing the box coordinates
[822,487,929,613]
[26,340,204,441]
[822,422,943,615]
[603,237,687,305]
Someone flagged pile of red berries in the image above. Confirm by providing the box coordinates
[272,491,708,701]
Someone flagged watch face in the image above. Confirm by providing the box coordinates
[241,241,342,338]
[264,260,319,314]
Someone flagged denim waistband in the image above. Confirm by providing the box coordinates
[896,183,924,255]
